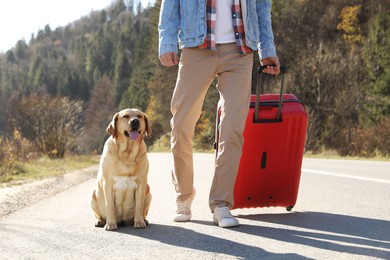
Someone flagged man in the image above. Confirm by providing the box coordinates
[158,0,280,228]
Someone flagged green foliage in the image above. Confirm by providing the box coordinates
[79,75,116,154]
[363,10,390,124]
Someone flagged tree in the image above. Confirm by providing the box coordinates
[120,65,150,111]
[113,41,132,105]
[363,7,390,124]
[79,75,116,153]
[143,0,176,143]
[6,51,15,63]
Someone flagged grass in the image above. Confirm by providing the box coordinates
[1,149,387,186]
[303,150,389,161]
[0,155,100,185]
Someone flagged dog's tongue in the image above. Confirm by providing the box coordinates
[129,130,140,140]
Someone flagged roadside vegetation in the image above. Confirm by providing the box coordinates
[0,155,99,184]
[0,139,99,184]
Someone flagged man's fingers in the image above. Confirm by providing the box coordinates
[159,52,178,67]
[261,57,280,75]
[172,53,178,64]
[264,65,280,75]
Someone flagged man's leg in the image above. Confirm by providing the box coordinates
[170,48,217,221]
[209,44,253,226]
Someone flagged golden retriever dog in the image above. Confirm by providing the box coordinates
[91,108,152,230]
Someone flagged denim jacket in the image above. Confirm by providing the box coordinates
[158,0,276,59]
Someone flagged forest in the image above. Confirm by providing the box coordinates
[0,0,389,171]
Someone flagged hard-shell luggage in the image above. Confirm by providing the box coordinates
[216,66,308,211]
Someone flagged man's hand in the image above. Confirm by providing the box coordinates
[261,56,280,75]
[159,52,179,67]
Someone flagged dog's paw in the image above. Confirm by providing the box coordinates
[95,219,106,228]
[133,219,147,229]
[104,222,118,231]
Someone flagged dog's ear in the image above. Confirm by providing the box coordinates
[143,113,152,137]
[106,113,119,138]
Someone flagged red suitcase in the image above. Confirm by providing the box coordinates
[216,66,308,211]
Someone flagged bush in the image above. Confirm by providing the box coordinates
[9,94,84,158]
[0,130,34,178]
[351,116,390,157]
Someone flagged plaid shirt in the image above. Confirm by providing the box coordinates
[199,0,252,54]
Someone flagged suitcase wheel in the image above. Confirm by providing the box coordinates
[286,206,294,212]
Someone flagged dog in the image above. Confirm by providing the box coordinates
[91,108,152,230]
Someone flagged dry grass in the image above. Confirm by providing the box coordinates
[0,155,100,184]
[1,149,387,186]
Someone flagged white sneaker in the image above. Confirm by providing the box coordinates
[173,188,196,222]
[213,206,239,228]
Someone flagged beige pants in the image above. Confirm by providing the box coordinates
[170,43,253,211]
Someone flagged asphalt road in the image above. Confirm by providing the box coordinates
[0,153,389,259]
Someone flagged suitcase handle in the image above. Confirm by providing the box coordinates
[254,65,286,123]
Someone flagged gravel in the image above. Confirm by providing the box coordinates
[0,166,98,218]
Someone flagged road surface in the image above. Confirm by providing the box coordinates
[0,153,389,259]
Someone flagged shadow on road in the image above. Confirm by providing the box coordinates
[118,222,308,259]
[234,211,390,259]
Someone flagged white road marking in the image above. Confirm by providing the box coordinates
[302,169,390,184]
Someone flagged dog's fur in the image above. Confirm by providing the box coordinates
[91,108,152,230]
